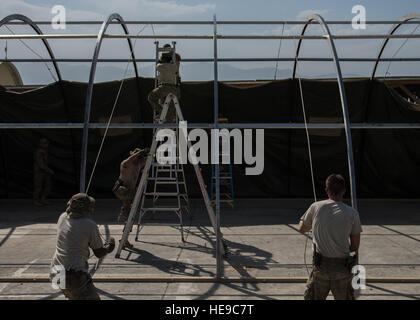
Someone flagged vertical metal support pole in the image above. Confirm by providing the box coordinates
[80,83,93,193]
[213,14,222,278]
[154,41,159,88]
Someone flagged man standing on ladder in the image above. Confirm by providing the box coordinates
[298,174,362,300]
[147,43,181,123]
[113,148,149,224]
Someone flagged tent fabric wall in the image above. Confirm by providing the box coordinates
[1,78,420,199]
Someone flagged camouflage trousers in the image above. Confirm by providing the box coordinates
[113,186,135,222]
[61,270,100,300]
[147,84,180,122]
[33,171,52,201]
[304,261,355,300]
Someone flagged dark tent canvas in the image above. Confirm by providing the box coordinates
[1,78,420,199]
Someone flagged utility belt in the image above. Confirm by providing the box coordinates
[66,269,89,276]
[313,245,358,272]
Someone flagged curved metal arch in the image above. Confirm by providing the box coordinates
[0,14,62,81]
[80,13,140,192]
[0,14,83,189]
[371,13,420,80]
[292,14,357,209]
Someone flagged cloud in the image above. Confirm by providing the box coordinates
[117,0,215,18]
[0,0,103,21]
[0,0,215,21]
[296,9,330,21]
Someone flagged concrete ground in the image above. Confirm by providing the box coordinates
[0,198,419,300]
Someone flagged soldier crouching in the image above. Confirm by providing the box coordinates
[50,193,115,300]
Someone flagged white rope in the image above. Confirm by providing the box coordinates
[291,31,317,276]
[151,24,157,43]
[4,25,57,82]
[383,24,420,80]
[85,24,149,193]
[274,23,285,80]
[297,77,317,202]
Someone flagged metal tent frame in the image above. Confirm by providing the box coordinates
[80,13,140,192]
[1,12,420,277]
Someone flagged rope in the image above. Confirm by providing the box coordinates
[383,24,420,80]
[274,23,285,80]
[85,24,150,270]
[85,24,149,193]
[151,24,157,43]
[4,25,57,82]
[291,31,317,276]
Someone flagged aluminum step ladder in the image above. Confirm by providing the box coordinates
[210,118,234,207]
[149,41,189,211]
[210,163,234,208]
[135,140,190,243]
[115,94,226,258]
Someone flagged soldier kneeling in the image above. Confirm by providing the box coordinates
[50,193,115,300]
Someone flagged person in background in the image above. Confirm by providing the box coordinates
[33,138,54,206]
[298,174,362,300]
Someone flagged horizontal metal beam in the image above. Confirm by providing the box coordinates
[219,34,420,40]
[1,34,420,40]
[4,20,420,25]
[0,34,213,40]
[3,58,420,63]
[0,275,419,283]
[1,123,420,129]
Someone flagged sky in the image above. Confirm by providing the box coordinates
[1,0,420,84]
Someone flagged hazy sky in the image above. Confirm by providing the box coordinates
[1,0,420,83]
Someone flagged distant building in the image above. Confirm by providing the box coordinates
[0,62,23,86]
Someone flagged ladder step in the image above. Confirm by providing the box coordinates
[152,163,182,167]
[147,177,177,181]
[144,192,179,196]
[154,181,179,185]
[139,223,182,227]
[142,207,181,212]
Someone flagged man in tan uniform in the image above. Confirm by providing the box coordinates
[113,148,149,224]
[298,174,362,300]
[50,193,115,300]
[148,44,181,123]
[33,138,54,206]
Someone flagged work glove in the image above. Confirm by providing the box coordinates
[105,237,115,253]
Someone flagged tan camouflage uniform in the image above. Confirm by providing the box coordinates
[61,270,100,300]
[148,52,181,123]
[113,186,135,222]
[113,148,149,224]
[300,198,362,300]
[304,258,355,300]
[51,193,102,300]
